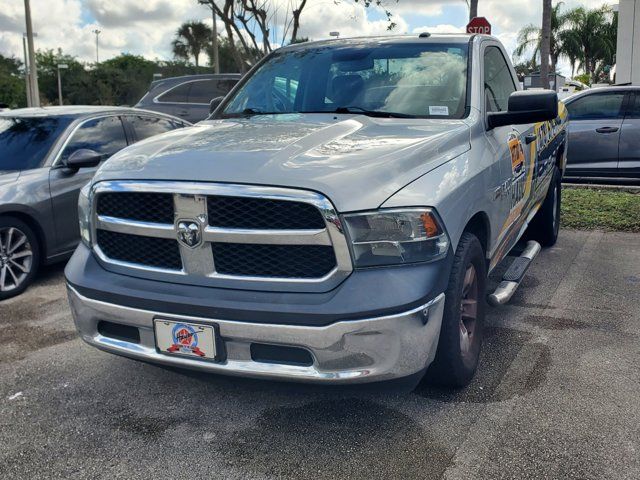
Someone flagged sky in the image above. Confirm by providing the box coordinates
[0,0,616,77]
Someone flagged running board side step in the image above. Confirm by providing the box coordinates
[487,241,541,306]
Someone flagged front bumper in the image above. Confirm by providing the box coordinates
[67,285,445,384]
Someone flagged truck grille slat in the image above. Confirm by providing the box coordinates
[212,243,336,278]
[97,230,182,270]
[97,192,174,224]
[207,196,325,230]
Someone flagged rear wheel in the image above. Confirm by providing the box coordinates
[427,232,487,387]
[0,217,40,301]
[527,167,561,247]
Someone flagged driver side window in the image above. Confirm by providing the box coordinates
[483,46,516,113]
[60,116,127,163]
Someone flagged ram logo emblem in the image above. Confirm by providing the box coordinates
[176,220,202,248]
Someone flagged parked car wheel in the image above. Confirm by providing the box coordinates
[0,217,40,300]
[427,232,487,387]
[528,167,561,247]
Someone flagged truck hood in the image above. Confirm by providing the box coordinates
[96,114,470,212]
[0,171,20,185]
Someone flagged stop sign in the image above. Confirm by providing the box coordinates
[466,16,491,35]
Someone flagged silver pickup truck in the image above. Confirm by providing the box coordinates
[65,34,568,388]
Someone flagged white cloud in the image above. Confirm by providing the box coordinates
[411,24,464,35]
[298,0,410,39]
[0,0,621,76]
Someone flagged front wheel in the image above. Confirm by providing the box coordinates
[427,232,487,387]
[0,217,40,300]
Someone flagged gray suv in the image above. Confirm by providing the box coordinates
[564,86,640,180]
[0,106,189,299]
[135,74,241,123]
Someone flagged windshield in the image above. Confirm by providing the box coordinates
[0,116,71,171]
[221,43,469,119]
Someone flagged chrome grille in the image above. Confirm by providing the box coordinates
[91,181,353,293]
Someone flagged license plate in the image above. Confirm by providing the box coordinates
[154,319,217,361]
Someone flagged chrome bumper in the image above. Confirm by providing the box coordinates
[67,286,445,384]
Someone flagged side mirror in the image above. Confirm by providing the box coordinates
[487,90,558,129]
[209,96,224,114]
[65,149,102,169]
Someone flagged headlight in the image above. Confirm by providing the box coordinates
[78,182,92,247]
[342,208,449,267]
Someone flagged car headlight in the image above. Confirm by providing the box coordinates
[342,208,449,267]
[78,182,92,247]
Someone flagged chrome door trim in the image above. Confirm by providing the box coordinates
[153,79,213,106]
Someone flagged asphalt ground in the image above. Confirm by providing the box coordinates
[1,229,639,479]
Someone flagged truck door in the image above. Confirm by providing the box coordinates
[482,45,535,267]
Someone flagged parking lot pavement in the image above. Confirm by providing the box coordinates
[1,229,639,479]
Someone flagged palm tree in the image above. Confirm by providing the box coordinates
[514,2,570,74]
[540,0,552,89]
[172,21,212,67]
[468,0,478,21]
[559,6,615,82]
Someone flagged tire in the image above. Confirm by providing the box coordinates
[427,232,487,388]
[0,216,40,301]
[527,167,561,247]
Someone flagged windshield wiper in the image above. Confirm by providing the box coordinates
[220,107,280,119]
[333,106,415,118]
[242,107,265,115]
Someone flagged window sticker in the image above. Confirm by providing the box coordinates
[429,106,449,116]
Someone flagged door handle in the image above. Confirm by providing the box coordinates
[525,134,536,144]
[595,126,619,133]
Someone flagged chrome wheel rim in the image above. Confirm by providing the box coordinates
[459,263,478,361]
[0,227,33,292]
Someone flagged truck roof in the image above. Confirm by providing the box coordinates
[280,33,492,52]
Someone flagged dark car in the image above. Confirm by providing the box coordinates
[135,74,241,123]
[0,106,190,299]
[563,86,640,181]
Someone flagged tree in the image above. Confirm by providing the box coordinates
[196,1,399,72]
[514,2,570,74]
[0,54,25,108]
[172,21,213,67]
[514,3,616,83]
[513,58,539,82]
[35,49,87,105]
[468,0,478,21]
[205,36,243,72]
[560,6,616,82]
[540,0,552,89]
[197,0,311,72]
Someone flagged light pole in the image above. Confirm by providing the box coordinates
[212,9,219,74]
[24,0,40,107]
[199,1,220,73]
[22,34,31,107]
[57,64,68,106]
[92,29,101,63]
